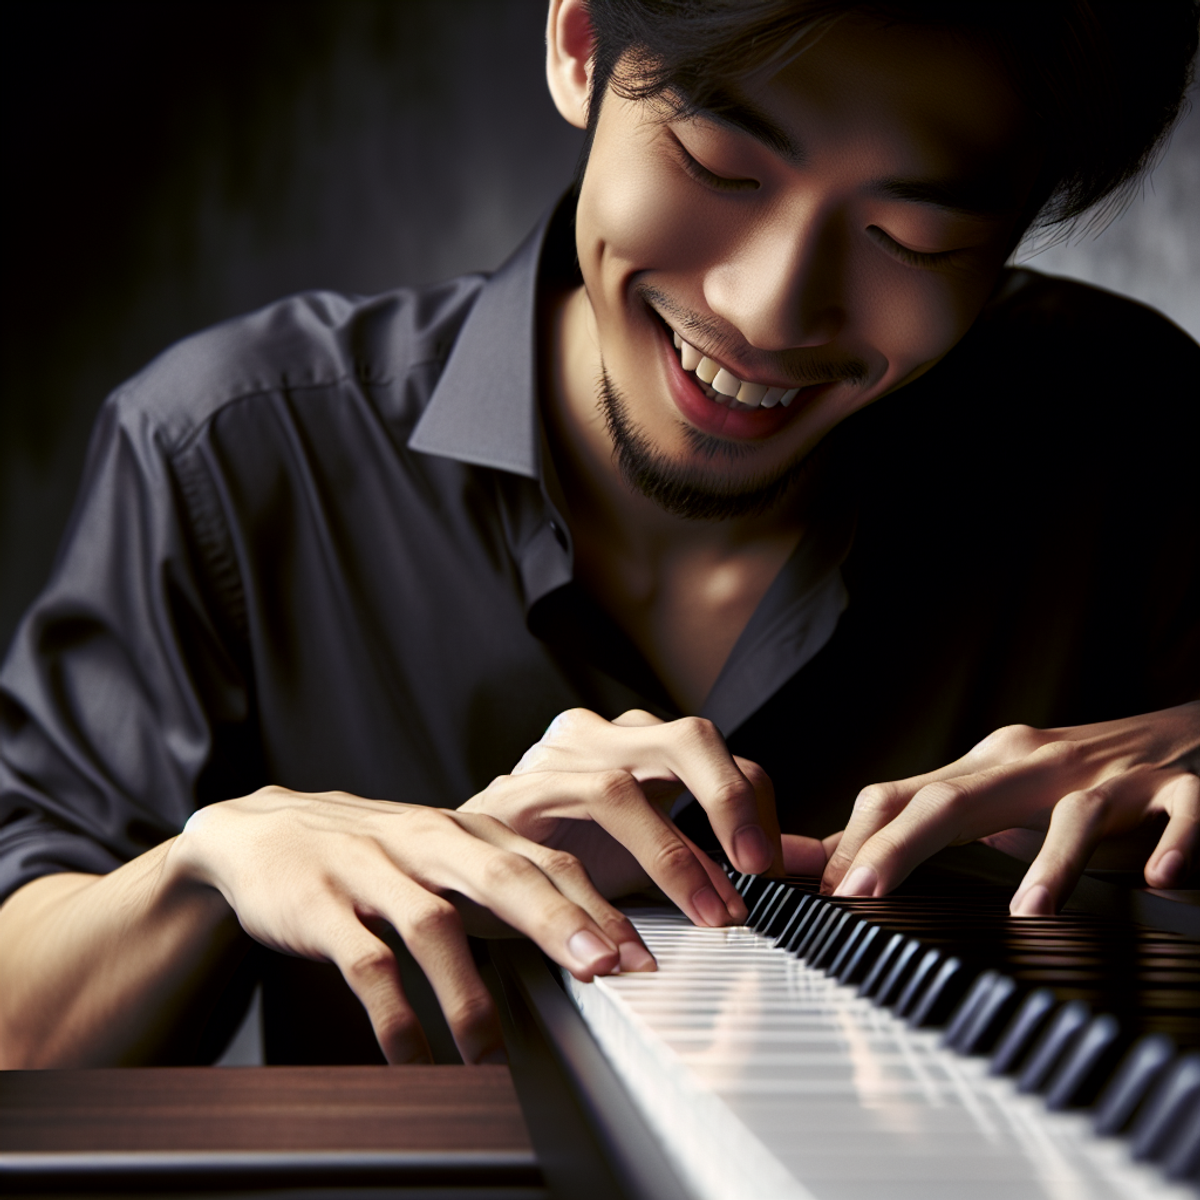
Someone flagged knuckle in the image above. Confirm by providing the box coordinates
[593,769,638,808]
[853,783,905,822]
[598,910,638,941]
[710,776,754,812]
[405,897,459,943]
[478,849,533,891]
[980,723,1042,757]
[537,847,585,879]
[1036,739,1085,770]
[342,941,395,985]
[1055,787,1111,824]
[673,715,722,751]
[443,989,495,1034]
[912,780,972,815]
[374,1007,423,1050]
[651,837,702,881]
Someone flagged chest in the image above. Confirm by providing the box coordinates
[574,539,800,714]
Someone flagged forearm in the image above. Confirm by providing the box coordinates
[0,838,244,1068]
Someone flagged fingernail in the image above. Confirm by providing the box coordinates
[693,884,730,927]
[568,929,616,969]
[733,825,772,874]
[834,865,877,897]
[619,941,657,972]
[1012,883,1053,916]
[1151,849,1185,886]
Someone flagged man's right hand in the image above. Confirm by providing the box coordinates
[460,708,783,927]
[168,786,648,1065]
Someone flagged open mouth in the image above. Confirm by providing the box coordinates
[668,327,802,412]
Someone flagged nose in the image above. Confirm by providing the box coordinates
[704,202,846,351]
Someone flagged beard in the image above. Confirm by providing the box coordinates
[598,367,812,521]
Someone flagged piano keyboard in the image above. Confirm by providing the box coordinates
[560,872,1200,1200]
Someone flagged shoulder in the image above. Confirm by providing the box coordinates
[104,274,489,454]
[980,267,1199,361]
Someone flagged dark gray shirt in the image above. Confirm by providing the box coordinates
[2,198,1197,1060]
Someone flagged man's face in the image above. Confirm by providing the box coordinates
[570,16,1038,515]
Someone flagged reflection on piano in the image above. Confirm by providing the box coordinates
[495,851,1200,1200]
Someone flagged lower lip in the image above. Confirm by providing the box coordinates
[657,321,831,440]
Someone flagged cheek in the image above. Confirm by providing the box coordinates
[853,261,993,382]
[577,150,725,281]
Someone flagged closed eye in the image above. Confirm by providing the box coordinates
[867,226,960,268]
[669,132,759,193]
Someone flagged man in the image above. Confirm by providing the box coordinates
[1,0,1197,1070]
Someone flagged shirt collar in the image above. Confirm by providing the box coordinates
[407,196,576,478]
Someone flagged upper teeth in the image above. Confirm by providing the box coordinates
[673,330,799,409]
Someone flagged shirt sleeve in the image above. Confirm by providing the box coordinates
[0,390,259,903]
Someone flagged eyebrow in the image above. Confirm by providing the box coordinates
[678,87,806,166]
[868,177,1017,219]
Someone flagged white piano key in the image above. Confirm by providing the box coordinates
[566,908,1197,1200]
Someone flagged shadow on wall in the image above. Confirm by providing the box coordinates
[1,2,1197,656]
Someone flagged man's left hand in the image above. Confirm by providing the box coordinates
[814,701,1200,914]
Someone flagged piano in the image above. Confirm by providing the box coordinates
[3,846,1197,1198]
[492,845,1200,1200]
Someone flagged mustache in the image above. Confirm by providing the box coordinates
[638,284,870,387]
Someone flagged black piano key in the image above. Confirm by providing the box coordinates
[810,910,857,970]
[782,897,831,955]
[907,956,969,1028]
[736,873,773,910]
[826,919,867,978]
[859,932,905,997]
[873,937,923,1006]
[990,987,1057,1075]
[894,948,943,1019]
[841,924,885,986]
[1017,1000,1091,1094]
[1093,1034,1177,1136]
[746,881,787,929]
[956,974,1022,1055]
[795,904,842,961]
[762,889,806,940]
[942,970,998,1049]
[1131,1052,1200,1166]
[772,892,816,948]
[1044,1012,1123,1110]
[1163,1098,1200,1183]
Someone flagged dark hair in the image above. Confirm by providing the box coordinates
[580,0,1199,237]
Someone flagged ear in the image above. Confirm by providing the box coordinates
[546,0,594,130]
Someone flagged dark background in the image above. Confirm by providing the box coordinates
[2,0,1197,658]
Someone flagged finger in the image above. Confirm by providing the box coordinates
[732,756,784,876]
[823,747,1097,896]
[320,911,430,1064]
[654,720,774,875]
[409,815,624,980]
[377,880,506,1065]
[541,713,775,876]
[1145,770,1200,888]
[472,772,742,927]
[516,839,658,971]
[782,833,829,876]
[677,825,748,923]
[821,779,912,894]
[611,709,667,728]
[1009,787,1113,915]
